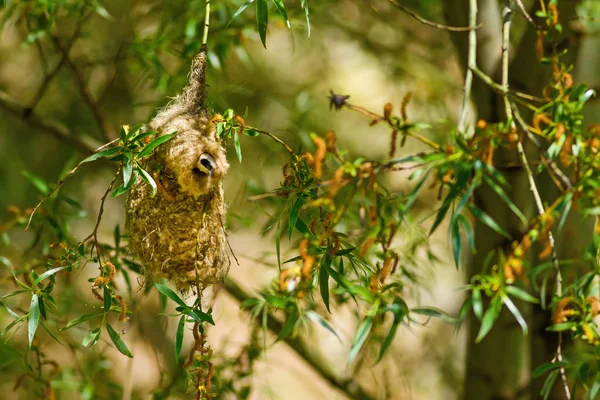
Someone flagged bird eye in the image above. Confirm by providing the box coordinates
[199,153,216,173]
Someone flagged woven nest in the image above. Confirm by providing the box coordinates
[125,45,230,292]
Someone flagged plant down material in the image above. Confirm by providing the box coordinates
[126,44,230,292]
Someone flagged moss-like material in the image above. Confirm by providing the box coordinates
[125,45,230,292]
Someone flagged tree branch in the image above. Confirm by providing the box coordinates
[0,91,102,154]
[223,278,375,400]
[50,36,116,142]
[387,0,481,32]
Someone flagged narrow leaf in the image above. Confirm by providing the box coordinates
[138,167,157,197]
[475,295,502,342]
[33,265,69,286]
[138,132,177,158]
[272,0,290,27]
[468,204,512,239]
[506,286,539,304]
[175,315,185,363]
[28,294,40,349]
[348,316,373,364]
[256,0,269,48]
[106,323,133,358]
[503,295,528,335]
[82,147,120,163]
[61,312,103,331]
[234,131,243,163]
[154,283,188,309]
[288,195,304,239]
[306,310,341,342]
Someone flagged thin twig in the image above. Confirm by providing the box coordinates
[50,36,116,142]
[345,103,441,151]
[246,125,295,154]
[387,0,482,32]
[500,2,570,398]
[515,0,537,27]
[27,10,90,114]
[82,174,118,261]
[458,0,478,134]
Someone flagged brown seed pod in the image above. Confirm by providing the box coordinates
[125,44,230,292]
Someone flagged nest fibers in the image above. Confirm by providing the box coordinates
[125,45,230,292]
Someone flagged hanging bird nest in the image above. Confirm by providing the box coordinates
[125,44,230,292]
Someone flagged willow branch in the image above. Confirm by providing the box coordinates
[223,278,375,400]
[387,0,482,32]
[500,3,570,398]
[457,0,478,134]
[246,126,295,154]
[0,91,102,154]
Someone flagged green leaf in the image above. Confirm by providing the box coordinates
[295,217,315,238]
[532,361,567,378]
[1,289,29,299]
[33,265,69,286]
[0,316,27,340]
[468,204,512,239]
[175,315,185,363]
[234,131,242,163]
[483,175,528,225]
[39,320,62,345]
[21,170,49,194]
[82,147,121,163]
[451,217,461,268]
[301,0,310,37]
[411,307,456,323]
[472,289,483,320]
[475,295,502,342]
[377,298,407,362]
[229,0,254,26]
[243,128,260,137]
[28,294,40,349]
[403,169,431,215]
[348,316,373,364]
[277,306,298,340]
[272,0,290,27]
[547,322,577,332]
[456,214,474,253]
[319,254,331,313]
[182,308,215,326]
[540,370,559,400]
[138,132,177,158]
[154,283,188,309]
[138,167,157,197]
[288,195,304,239]
[503,295,528,335]
[61,312,103,331]
[111,170,138,197]
[104,286,112,311]
[106,323,133,357]
[506,286,539,304]
[590,379,600,400]
[123,161,133,187]
[429,169,469,235]
[275,219,281,269]
[256,0,269,48]
[306,311,340,342]
[83,327,101,347]
[377,318,400,363]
